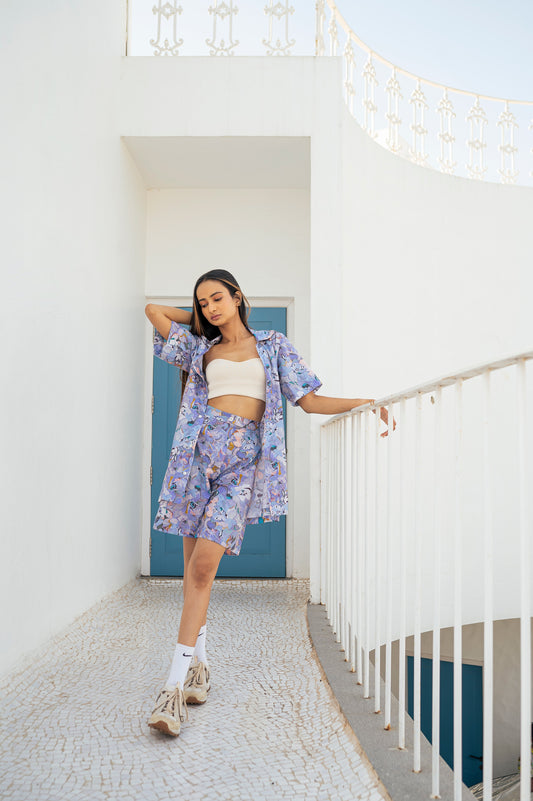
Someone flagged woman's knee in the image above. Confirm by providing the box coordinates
[188,544,224,589]
[188,559,215,590]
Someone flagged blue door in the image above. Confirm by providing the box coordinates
[150,307,287,577]
[407,655,483,787]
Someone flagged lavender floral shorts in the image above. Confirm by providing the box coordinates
[153,404,261,556]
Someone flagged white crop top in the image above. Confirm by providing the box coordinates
[205,357,266,402]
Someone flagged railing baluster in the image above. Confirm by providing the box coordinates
[385,401,393,730]
[334,422,341,640]
[517,359,531,801]
[342,417,349,654]
[364,409,370,698]
[319,425,325,604]
[356,412,363,682]
[328,424,334,618]
[344,415,352,663]
[338,422,343,640]
[328,423,335,626]
[453,380,464,801]
[315,0,326,57]
[398,397,407,749]
[350,412,357,673]
[374,402,381,712]
[482,370,494,801]
[322,425,326,607]
[339,420,345,649]
[413,392,422,773]
[432,386,442,798]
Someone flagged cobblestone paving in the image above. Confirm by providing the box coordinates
[0,578,390,801]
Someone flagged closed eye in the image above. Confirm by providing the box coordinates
[200,295,222,308]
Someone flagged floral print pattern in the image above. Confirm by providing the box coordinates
[153,320,322,524]
[153,405,261,555]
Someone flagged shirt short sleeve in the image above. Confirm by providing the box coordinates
[276,332,322,407]
[153,320,198,372]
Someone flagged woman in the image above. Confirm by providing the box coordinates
[145,269,394,737]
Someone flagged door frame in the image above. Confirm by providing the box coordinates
[141,295,297,577]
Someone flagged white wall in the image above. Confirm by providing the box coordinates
[340,105,533,401]
[0,0,146,675]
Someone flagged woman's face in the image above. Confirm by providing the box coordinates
[196,280,240,326]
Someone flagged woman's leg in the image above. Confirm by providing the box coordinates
[182,537,207,628]
[150,536,224,735]
[178,538,226,646]
[159,537,223,694]
[182,537,195,604]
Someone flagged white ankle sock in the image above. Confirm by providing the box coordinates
[193,624,208,665]
[165,642,194,690]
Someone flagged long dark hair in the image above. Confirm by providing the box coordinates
[180,269,252,400]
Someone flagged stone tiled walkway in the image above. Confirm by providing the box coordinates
[0,578,390,801]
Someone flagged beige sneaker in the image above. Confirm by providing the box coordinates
[148,683,188,736]
[183,660,211,705]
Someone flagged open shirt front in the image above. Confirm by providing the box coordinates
[153,321,323,524]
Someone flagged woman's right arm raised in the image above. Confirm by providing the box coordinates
[144,303,193,340]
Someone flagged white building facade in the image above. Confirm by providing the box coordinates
[3,1,533,796]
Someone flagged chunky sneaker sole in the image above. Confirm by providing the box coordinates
[183,661,211,705]
[148,713,180,737]
[148,684,188,736]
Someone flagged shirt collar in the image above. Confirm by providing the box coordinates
[251,328,275,342]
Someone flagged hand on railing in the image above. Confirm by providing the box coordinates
[369,400,397,437]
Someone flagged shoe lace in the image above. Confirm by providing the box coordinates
[189,662,209,688]
[158,687,189,723]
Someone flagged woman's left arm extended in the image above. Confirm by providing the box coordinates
[297,392,397,437]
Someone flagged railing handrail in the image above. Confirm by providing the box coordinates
[325,0,533,107]
[322,346,533,426]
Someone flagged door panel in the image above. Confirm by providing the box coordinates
[150,307,287,577]
[407,655,483,787]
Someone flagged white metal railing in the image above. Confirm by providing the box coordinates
[126,0,533,187]
[320,349,533,801]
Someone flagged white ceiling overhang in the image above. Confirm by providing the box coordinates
[122,136,310,189]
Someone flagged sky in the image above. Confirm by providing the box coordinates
[336,0,533,101]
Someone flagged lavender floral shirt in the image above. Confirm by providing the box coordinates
[153,321,323,523]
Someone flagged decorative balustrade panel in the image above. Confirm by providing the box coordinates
[320,352,533,800]
[127,0,316,57]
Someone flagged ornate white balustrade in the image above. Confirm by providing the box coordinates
[320,351,533,800]
[318,0,533,186]
[126,0,533,185]
[129,0,310,58]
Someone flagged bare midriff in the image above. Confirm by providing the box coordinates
[207,395,265,422]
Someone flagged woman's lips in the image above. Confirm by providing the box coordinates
[211,314,221,321]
